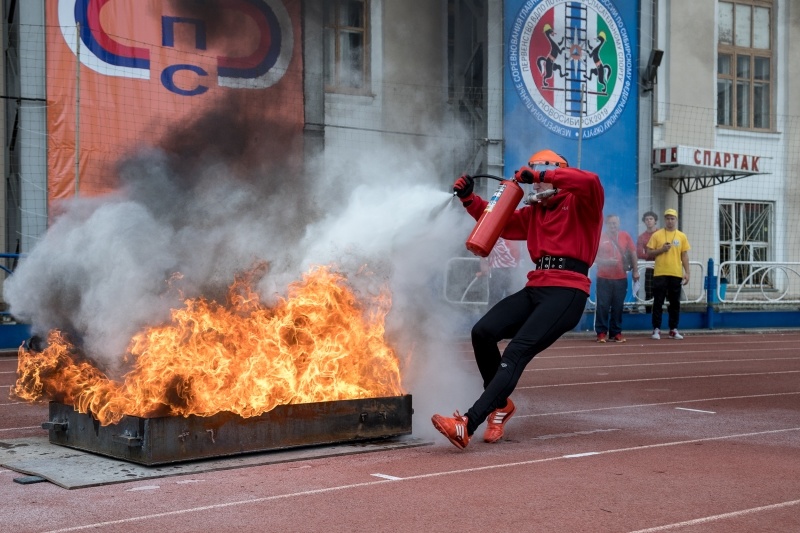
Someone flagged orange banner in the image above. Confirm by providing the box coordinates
[46,0,304,206]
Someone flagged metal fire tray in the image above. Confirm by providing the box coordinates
[43,395,413,466]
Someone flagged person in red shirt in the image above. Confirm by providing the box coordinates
[431,149,605,450]
[593,214,639,343]
[636,211,659,312]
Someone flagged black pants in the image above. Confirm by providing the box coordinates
[651,275,682,331]
[465,286,587,435]
[595,277,627,336]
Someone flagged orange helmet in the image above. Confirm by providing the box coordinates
[528,149,568,168]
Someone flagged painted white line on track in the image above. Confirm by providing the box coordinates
[126,486,160,492]
[525,356,800,372]
[516,392,800,418]
[675,407,716,414]
[627,498,800,532]
[371,473,402,480]
[0,425,41,432]
[0,370,16,374]
[563,452,599,458]
[459,346,800,363]
[537,346,800,360]
[453,341,797,361]
[537,337,800,354]
[40,426,800,533]
[0,401,28,407]
[516,370,800,389]
[535,428,620,440]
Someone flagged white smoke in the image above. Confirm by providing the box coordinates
[4,141,486,436]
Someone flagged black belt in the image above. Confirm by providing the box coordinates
[535,255,589,276]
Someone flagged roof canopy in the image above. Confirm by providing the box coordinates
[652,145,772,194]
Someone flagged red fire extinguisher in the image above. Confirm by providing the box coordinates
[465,178,523,257]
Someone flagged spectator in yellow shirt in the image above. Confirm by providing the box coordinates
[646,209,691,340]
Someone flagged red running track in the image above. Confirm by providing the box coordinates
[1,331,799,533]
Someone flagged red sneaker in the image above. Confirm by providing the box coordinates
[596,333,607,343]
[483,398,516,443]
[431,411,471,449]
[611,333,626,343]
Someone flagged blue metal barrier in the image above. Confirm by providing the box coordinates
[0,252,24,276]
[0,253,30,350]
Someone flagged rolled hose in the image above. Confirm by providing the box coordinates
[470,174,506,182]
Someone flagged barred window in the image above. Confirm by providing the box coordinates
[719,201,773,287]
[324,0,370,93]
[717,0,772,130]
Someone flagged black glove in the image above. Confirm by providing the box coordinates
[453,174,475,199]
[514,166,544,184]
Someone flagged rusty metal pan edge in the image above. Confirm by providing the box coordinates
[44,395,413,466]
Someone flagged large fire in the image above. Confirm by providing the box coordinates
[11,265,404,426]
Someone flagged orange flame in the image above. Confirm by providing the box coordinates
[12,265,404,425]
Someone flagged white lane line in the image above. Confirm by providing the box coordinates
[459,342,800,360]
[675,407,716,414]
[535,428,620,440]
[517,370,800,389]
[39,426,800,533]
[517,392,800,418]
[371,473,402,481]
[542,337,800,351]
[0,426,41,432]
[526,356,800,372]
[627,498,800,532]
[537,346,800,360]
[125,486,160,492]
[563,452,599,458]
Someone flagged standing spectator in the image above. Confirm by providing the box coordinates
[646,208,691,340]
[594,214,638,343]
[479,237,522,308]
[636,211,659,312]
[432,149,604,449]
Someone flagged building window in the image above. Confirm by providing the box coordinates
[324,0,370,93]
[717,1,772,130]
[719,201,773,287]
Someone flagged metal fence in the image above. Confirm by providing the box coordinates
[444,257,800,309]
[714,261,800,305]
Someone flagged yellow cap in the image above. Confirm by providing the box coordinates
[664,208,678,217]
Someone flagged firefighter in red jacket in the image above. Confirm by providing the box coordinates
[432,150,605,449]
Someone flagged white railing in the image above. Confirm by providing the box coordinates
[628,260,707,306]
[588,260,707,308]
[444,257,800,309]
[715,261,800,305]
[443,257,488,306]
[446,258,708,308]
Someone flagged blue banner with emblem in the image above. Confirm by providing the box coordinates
[504,0,639,222]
